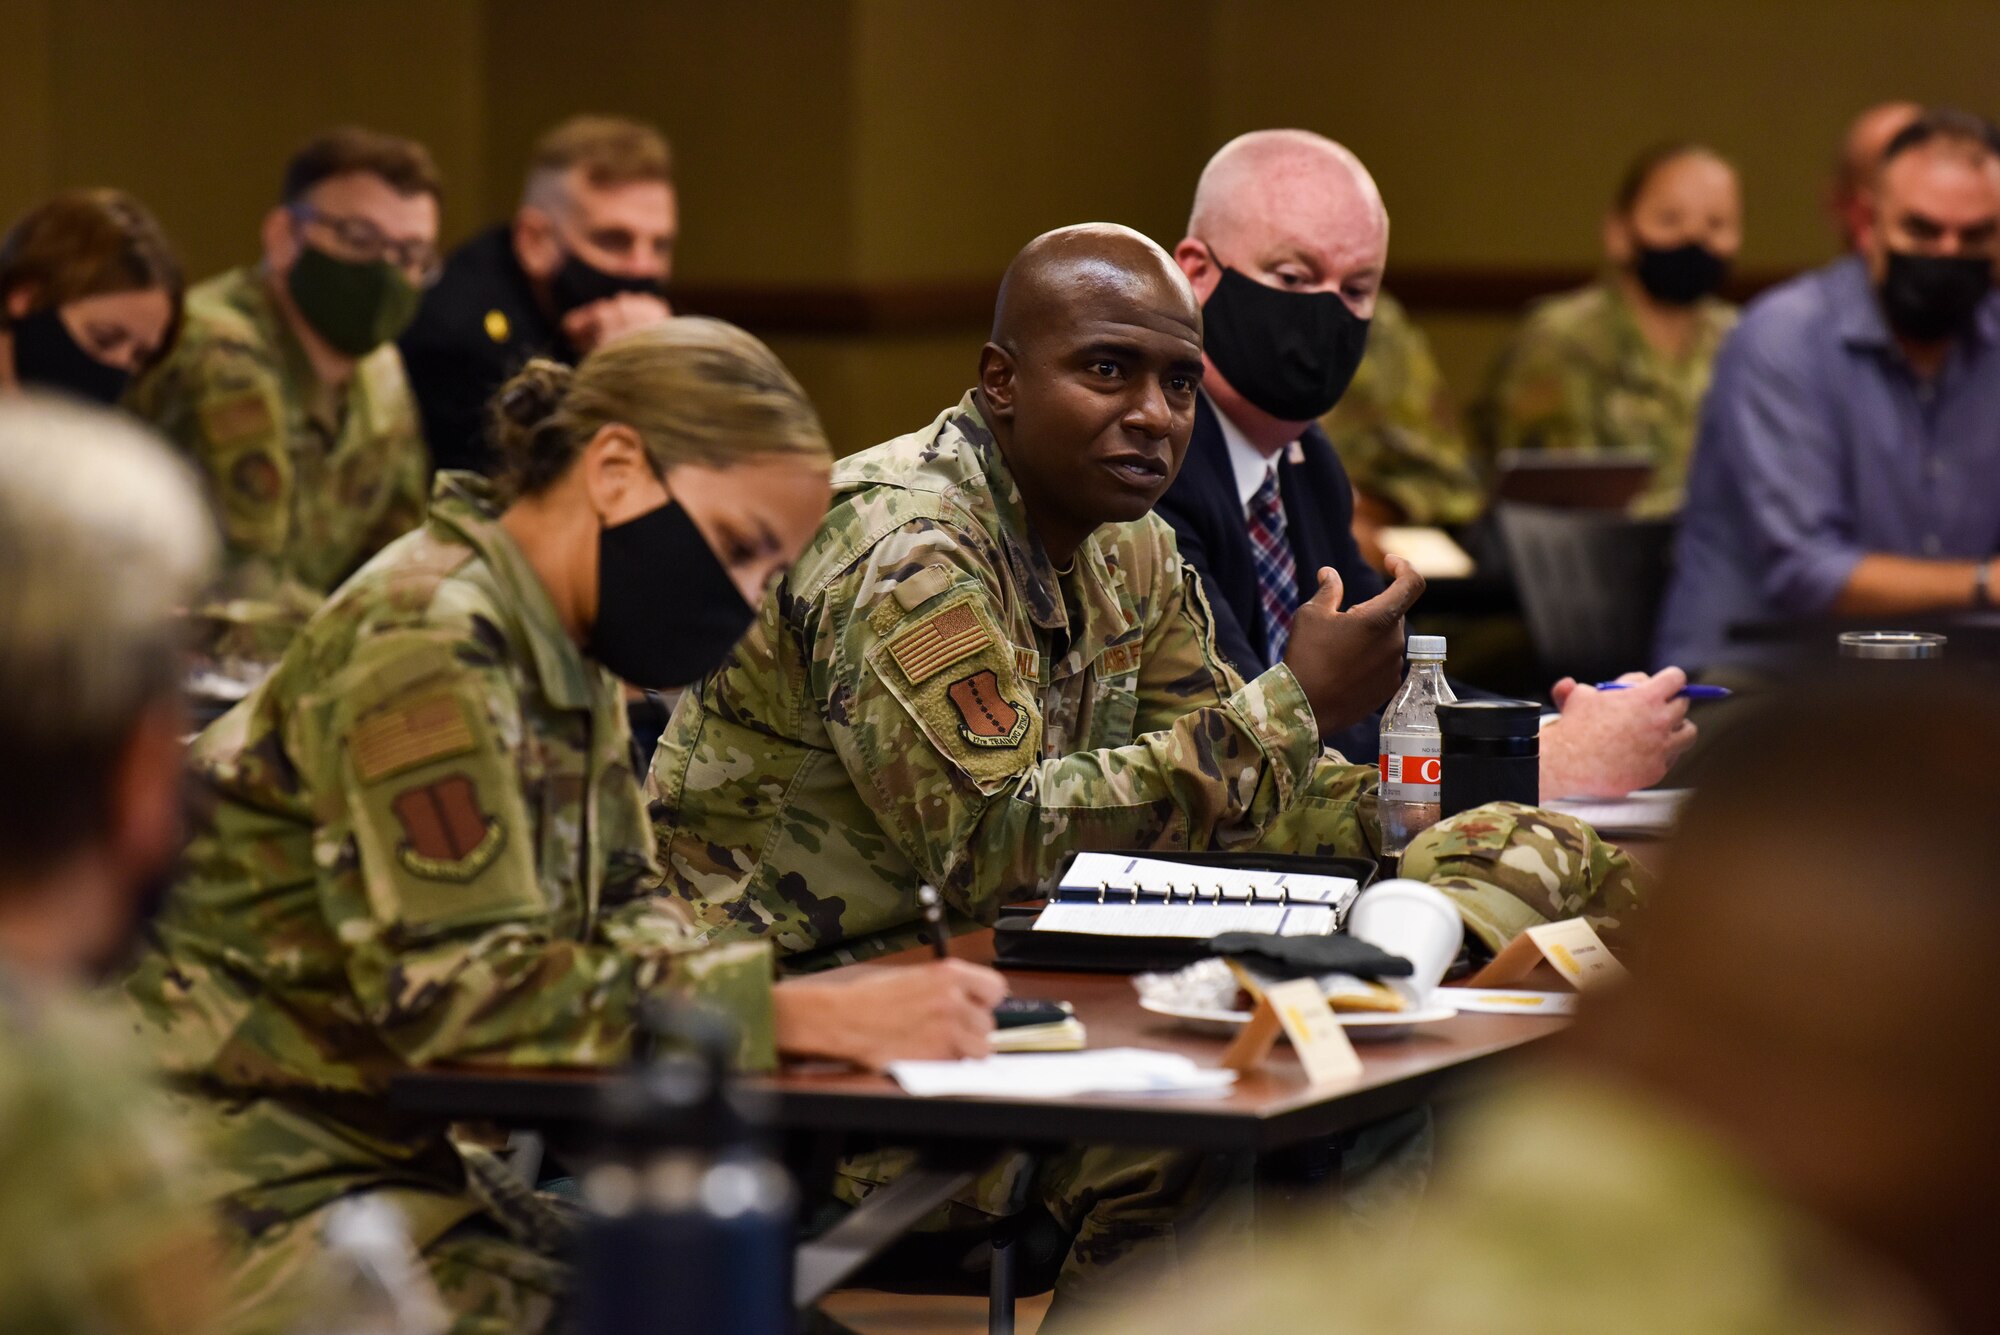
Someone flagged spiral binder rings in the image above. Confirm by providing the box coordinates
[993,849,1379,974]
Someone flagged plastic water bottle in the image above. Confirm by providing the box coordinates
[1378,635,1456,857]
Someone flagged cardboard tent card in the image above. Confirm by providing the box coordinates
[1219,974,1364,1084]
[1465,918,1627,992]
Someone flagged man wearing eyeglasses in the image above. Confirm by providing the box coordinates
[131,126,439,671]
[399,115,676,475]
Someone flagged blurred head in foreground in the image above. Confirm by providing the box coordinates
[0,396,214,978]
[1569,670,2000,1330]
[1084,672,1999,1335]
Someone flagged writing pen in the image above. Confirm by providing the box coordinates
[1593,682,1733,700]
[917,883,950,959]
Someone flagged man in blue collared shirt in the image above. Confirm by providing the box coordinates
[1658,109,2000,672]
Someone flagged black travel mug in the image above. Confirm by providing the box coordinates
[1438,700,1541,817]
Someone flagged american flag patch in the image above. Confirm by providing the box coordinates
[888,603,991,683]
[350,694,477,783]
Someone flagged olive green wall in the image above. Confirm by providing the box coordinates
[4,0,1996,450]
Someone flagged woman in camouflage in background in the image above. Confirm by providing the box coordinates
[1475,143,1743,516]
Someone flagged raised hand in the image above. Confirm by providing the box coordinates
[1281,555,1427,734]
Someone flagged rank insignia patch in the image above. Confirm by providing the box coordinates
[947,669,1029,748]
[390,773,506,881]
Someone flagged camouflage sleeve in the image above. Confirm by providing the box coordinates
[133,333,294,575]
[0,998,219,1335]
[297,630,777,1071]
[1474,310,1598,462]
[811,530,1323,920]
[1321,296,1486,527]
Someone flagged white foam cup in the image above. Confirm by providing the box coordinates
[1346,879,1464,1003]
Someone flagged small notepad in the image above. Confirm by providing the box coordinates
[1031,853,1359,939]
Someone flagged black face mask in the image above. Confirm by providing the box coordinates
[10,306,132,405]
[1879,251,1993,343]
[1200,260,1371,422]
[1632,242,1731,306]
[550,252,666,320]
[589,500,756,690]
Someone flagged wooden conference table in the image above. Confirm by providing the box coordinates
[391,929,1574,1316]
[395,930,1568,1151]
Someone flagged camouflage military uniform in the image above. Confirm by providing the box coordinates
[0,970,218,1334]
[1319,291,1485,527]
[1472,277,1736,516]
[652,393,1645,961]
[124,473,777,1334]
[648,394,1647,1318]
[130,265,431,668]
[1080,1075,1944,1335]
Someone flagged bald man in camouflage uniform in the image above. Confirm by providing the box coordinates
[650,224,1645,1325]
[126,471,776,1334]
[1319,291,1484,533]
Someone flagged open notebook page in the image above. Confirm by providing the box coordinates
[1033,852,1358,937]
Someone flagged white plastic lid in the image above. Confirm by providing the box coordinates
[1407,634,1447,658]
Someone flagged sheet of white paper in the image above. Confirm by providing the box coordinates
[1056,855,1352,919]
[888,1048,1238,1099]
[1543,788,1690,836]
[1033,903,1338,938]
[1446,988,1581,1016]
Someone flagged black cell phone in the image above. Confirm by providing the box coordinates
[993,998,1074,1029]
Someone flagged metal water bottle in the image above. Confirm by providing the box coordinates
[574,1007,796,1335]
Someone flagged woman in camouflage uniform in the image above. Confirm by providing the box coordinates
[125,319,1005,1332]
[1475,143,1743,516]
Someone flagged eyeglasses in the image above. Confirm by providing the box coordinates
[288,204,442,285]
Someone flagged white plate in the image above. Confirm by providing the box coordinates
[1138,997,1458,1041]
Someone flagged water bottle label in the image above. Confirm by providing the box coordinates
[1379,737,1442,802]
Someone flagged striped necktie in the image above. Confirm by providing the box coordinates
[1246,468,1298,661]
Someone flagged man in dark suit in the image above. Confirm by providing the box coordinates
[1160,130,1696,798]
[399,115,676,474]
[1159,394,1402,760]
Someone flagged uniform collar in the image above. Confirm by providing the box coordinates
[1206,390,1288,510]
[425,471,598,710]
[941,392,1133,671]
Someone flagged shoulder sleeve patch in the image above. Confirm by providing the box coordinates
[946,669,1030,747]
[351,693,477,783]
[198,388,275,446]
[389,773,508,881]
[886,600,991,684]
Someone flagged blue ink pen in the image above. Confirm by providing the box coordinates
[1593,682,1733,700]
